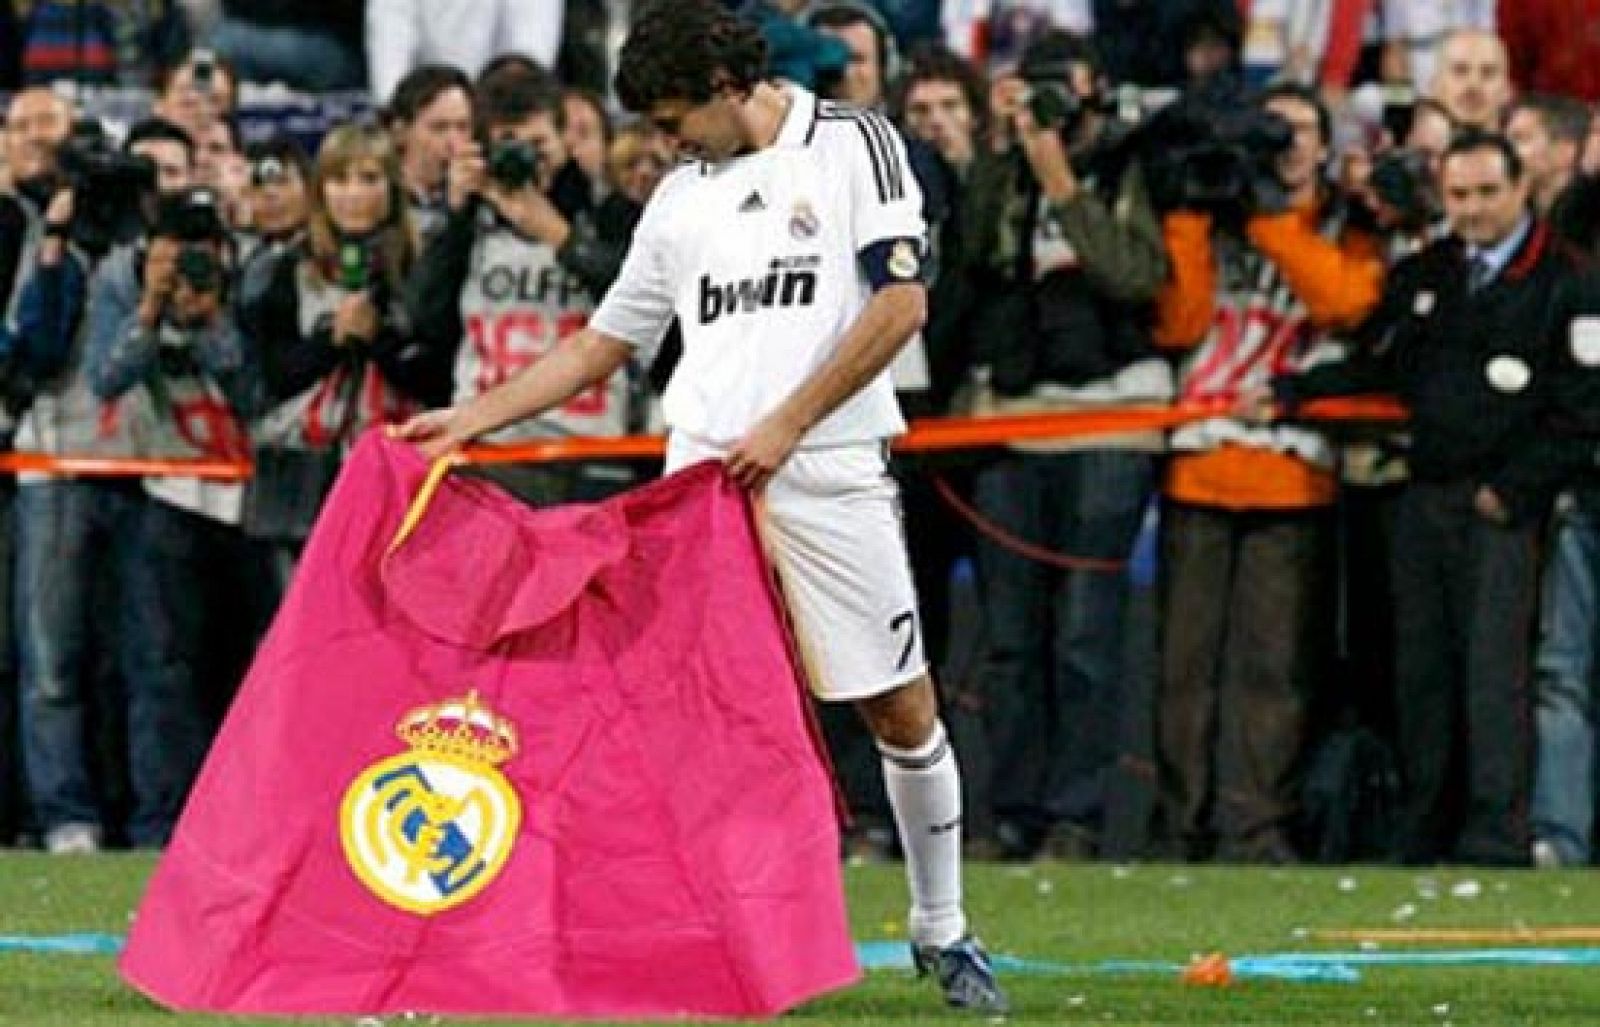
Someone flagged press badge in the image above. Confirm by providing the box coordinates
[1570,317,1600,367]
[1485,354,1532,394]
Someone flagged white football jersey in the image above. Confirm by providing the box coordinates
[591,85,925,448]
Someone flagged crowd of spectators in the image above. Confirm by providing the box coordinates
[3,1,1600,874]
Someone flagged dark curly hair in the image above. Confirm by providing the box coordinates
[614,0,768,113]
[476,67,565,134]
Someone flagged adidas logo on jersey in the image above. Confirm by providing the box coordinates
[698,258,819,325]
[738,191,766,213]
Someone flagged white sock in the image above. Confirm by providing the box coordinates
[879,720,967,948]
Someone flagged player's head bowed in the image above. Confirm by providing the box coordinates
[615,0,768,115]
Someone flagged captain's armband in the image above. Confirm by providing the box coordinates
[859,237,928,291]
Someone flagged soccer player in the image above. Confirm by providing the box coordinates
[393,0,1007,1014]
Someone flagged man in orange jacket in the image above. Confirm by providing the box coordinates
[1149,83,1383,862]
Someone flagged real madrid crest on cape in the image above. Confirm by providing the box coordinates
[120,434,857,1019]
[341,691,522,914]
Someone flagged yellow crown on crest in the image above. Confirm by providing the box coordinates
[395,690,519,766]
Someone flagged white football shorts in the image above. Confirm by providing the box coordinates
[665,432,929,702]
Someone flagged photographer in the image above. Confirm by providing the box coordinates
[11,117,194,439]
[152,50,238,153]
[406,67,632,506]
[11,119,193,396]
[1339,98,1455,250]
[956,31,1170,861]
[1148,82,1384,863]
[7,117,206,853]
[86,181,260,745]
[87,185,254,477]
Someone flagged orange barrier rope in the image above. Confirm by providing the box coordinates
[457,395,1409,466]
[0,396,1410,479]
[0,453,254,481]
[459,434,666,465]
[1295,395,1408,422]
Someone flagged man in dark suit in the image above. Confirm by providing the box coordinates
[1275,130,1600,865]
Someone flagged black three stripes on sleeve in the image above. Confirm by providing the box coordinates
[816,102,906,205]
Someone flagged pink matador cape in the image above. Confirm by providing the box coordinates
[119,433,859,1019]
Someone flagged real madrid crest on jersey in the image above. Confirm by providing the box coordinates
[340,690,522,915]
[789,199,820,241]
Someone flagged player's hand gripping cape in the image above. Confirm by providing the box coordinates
[120,433,858,1019]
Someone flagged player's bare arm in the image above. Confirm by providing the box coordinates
[391,326,632,460]
[726,282,927,490]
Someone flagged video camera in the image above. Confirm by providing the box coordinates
[1139,86,1294,216]
[57,119,157,255]
[152,187,230,295]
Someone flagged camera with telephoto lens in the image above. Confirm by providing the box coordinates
[57,120,157,255]
[1020,80,1084,134]
[1369,148,1439,232]
[153,187,229,295]
[488,138,543,190]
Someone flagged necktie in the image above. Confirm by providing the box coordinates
[1468,255,1493,293]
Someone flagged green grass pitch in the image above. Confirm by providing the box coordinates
[2,855,1600,1025]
